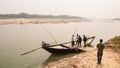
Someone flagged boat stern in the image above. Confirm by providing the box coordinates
[41,41,49,47]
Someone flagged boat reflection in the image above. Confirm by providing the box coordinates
[43,51,85,67]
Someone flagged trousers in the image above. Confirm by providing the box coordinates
[97,52,103,63]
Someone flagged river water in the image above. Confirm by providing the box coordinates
[0,20,120,68]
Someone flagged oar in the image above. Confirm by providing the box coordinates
[21,47,41,56]
[43,26,57,44]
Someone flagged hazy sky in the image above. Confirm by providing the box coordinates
[0,0,120,18]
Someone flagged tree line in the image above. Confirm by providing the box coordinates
[0,12,84,19]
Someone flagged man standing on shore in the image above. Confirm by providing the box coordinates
[97,39,105,64]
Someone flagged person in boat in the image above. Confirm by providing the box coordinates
[75,34,79,48]
[83,35,87,47]
[78,35,82,48]
[71,35,75,48]
[97,39,105,64]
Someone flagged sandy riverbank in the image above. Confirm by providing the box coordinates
[0,18,86,25]
[45,46,120,68]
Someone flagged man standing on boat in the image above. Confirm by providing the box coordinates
[97,39,105,64]
[78,35,82,48]
[75,34,79,48]
[71,35,75,48]
[83,35,87,47]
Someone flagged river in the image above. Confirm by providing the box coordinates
[0,20,120,68]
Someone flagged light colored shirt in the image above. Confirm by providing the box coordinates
[76,35,79,41]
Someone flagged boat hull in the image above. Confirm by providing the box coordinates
[42,46,84,54]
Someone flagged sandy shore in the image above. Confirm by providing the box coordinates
[0,18,86,25]
[45,47,120,68]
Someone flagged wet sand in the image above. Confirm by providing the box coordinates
[0,18,85,25]
[45,47,120,68]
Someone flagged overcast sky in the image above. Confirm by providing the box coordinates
[0,0,120,18]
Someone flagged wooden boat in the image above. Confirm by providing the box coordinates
[41,41,85,54]
[41,36,95,54]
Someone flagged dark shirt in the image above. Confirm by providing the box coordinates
[78,37,82,42]
[83,36,87,41]
[97,43,104,53]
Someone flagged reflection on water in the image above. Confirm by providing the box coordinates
[43,53,77,67]
[43,53,84,66]
[45,54,68,64]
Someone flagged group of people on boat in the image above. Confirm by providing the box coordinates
[71,34,88,48]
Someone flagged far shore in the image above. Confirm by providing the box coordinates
[0,18,88,25]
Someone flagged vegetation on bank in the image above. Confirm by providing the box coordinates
[107,36,120,48]
[109,36,120,48]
